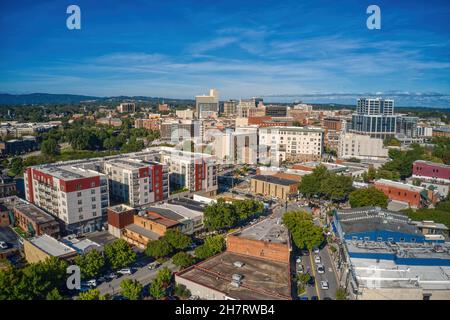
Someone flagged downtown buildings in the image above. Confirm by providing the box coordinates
[195,88,219,119]
[23,147,218,234]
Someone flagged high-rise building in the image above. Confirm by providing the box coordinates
[117,102,136,113]
[213,127,258,165]
[338,133,389,160]
[351,98,397,138]
[160,119,201,144]
[195,89,219,119]
[223,100,238,117]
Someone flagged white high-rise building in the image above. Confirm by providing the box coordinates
[195,89,219,119]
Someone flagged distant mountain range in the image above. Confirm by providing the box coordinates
[0,92,449,110]
[0,93,195,105]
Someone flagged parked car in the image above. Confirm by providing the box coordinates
[299,296,309,300]
[313,247,320,254]
[314,255,321,264]
[296,256,302,264]
[189,295,200,300]
[297,265,304,274]
[107,272,118,279]
[148,262,161,270]
[320,281,329,290]
[117,268,132,275]
[317,264,325,274]
[98,276,107,283]
[0,241,8,249]
[311,296,319,300]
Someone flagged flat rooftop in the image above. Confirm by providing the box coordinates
[14,201,57,225]
[125,224,161,241]
[351,257,450,290]
[177,251,291,300]
[231,216,289,245]
[413,160,450,169]
[29,234,76,257]
[251,174,298,186]
[375,179,425,192]
[36,165,102,181]
[168,197,206,212]
[336,206,419,236]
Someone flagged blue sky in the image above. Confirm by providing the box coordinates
[0,0,449,107]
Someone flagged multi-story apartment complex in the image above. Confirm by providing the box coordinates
[0,136,38,156]
[24,165,110,234]
[259,126,324,166]
[195,88,219,119]
[134,114,161,131]
[104,158,168,207]
[175,109,195,120]
[351,98,397,138]
[338,133,389,160]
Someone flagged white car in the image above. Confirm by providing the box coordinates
[317,264,325,274]
[296,256,302,264]
[86,279,97,287]
[314,255,321,264]
[0,241,7,249]
[313,247,320,254]
[148,262,161,270]
[117,268,132,275]
[320,281,329,290]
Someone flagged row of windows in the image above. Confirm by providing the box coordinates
[351,236,416,242]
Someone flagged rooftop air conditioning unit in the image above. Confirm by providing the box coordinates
[233,261,245,268]
[231,280,241,288]
[232,274,243,282]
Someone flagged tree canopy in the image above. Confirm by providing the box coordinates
[74,249,105,279]
[194,235,226,260]
[120,279,143,300]
[349,187,389,208]
[104,239,136,270]
[282,211,324,251]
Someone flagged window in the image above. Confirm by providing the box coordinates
[352,236,358,241]
[78,208,83,213]
[400,238,405,242]
[92,197,96,201]
[92,212,97,217]
[388,237,394,242]
[423,294,431,301]
[411,238,416,243]
[90,182,95,187]
[92,204,96,209]
[376,237,383,242]
[79,215,84,220]
[77,192,82,197]
[78,200,82,205]
[364,237,370,241]
[91,189,95,194]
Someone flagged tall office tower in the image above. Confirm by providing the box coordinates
[195,88,219,119]
[351,98,397,139]
[223,100,238,117]
[236,98,263,118]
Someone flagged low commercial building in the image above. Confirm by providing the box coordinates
[0,136,38,156]
[0,175,16,198]
[13,198,60,238]
[412,160,450,184]
[175,251,292,300]
[227,216,291,263]
[135,115,161,130]
[117,102,136,113]
[23,234,77,263]
[374,179,437,208]
[250,175,298,201]
[334,207,450,300]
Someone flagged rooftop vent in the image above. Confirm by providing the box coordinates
[233,261,245,268]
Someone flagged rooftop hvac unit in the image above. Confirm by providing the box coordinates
[233,261,245,268]
[231,280,241,288]
[232,274,243,282]
[138,211,146,216]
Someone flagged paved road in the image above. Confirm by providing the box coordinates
[96,259,178,296]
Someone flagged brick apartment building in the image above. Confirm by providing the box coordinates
[250,175,299,201]
[13,198,60,237]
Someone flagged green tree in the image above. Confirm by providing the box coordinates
[320,174,354,201]
[282,211,324,251]
[120,279,143,300]
[74,249,105,279]
[149,278,166,299]
[78,289,107,300]
[156,267,172,286]
[172,252,196,269]
[203,199,238,231]
[163,229,192,250]
[41,138,60,157]
[194,235,225,260]
[173,283,191,299]
[349,187,389,208]
[104,239,136,270]
[145,239,173,259]
[335,288,348,300]
[46,288,63,300]
[8,157,24,177]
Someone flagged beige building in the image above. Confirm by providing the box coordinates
[176,109,195,119]
[250,175,298,201]
[338,133,389,160]
[195,89,219,119]
[23,234,77,263]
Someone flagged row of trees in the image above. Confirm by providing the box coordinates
[203,199,265,231]
[298,165,354,202]
[348,187,389,208]
[75,239,136,280]
[282,211,324,251]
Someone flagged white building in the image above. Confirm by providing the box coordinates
[104,158,168,207]
[24,165,110,234]
[176,109,195,120]
[212,127,258,165]
[338,133,389,160]
[195,89,219,119]
[259,126,324,166]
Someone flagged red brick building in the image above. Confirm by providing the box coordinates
[374,179,437,208]
[412,160,450,184]
[323,117,343,131]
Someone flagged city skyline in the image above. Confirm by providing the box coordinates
[0,0,449,107]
